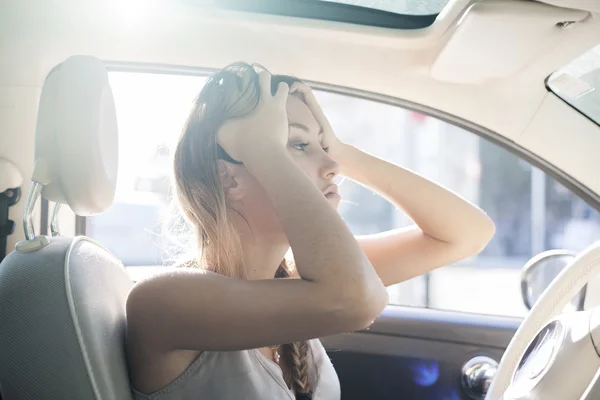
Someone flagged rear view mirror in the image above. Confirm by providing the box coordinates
[520,250,586,311]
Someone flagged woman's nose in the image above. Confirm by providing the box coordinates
[320,153,340,179]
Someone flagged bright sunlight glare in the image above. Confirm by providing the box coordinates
[112,0,163,30]
[108,72,206,200]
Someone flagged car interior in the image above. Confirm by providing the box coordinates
[1,0,600,399]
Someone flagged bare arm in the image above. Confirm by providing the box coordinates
[338,144,496,286]
[127,74,387,353]
[289,82,495,287]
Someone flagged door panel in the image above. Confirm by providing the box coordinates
[322,307,520,400]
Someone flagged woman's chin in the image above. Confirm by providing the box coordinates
[325,193,341,208]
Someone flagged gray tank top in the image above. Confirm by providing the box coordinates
[132,340,341,400]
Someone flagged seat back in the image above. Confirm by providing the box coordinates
[0,56,134,400]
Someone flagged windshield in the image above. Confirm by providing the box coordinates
[547,43,600,126]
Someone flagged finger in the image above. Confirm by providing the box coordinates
[258,70,273,99]
[288,82,327,124]
[292,84,322,115]
[289,82,302,94]
[304,95,330,128]
[290,82,309,96]
[274,82,290,103]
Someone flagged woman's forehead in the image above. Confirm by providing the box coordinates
[286,95,321,134]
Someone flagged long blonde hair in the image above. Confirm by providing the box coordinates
[172,62,314,396]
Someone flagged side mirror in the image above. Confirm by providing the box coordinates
[520,250,586,311]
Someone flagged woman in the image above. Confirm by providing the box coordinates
[126,62,495,400]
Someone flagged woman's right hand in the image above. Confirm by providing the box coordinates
[217,71,290,163]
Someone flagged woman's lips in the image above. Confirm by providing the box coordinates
[323,184,340,200]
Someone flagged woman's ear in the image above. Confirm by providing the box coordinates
[218,160,244,201]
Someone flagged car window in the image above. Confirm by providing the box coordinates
[87,71,600,318]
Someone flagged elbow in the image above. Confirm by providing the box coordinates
[462,213,496,255]
[333,279,388,332]
[476,213,496,251]
[355,288,388,330]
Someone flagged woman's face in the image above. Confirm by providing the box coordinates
[284,94,340,204]
[228,94,340,238]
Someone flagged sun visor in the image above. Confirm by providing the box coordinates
[430,1,589,84]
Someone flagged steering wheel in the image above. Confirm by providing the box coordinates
[485,240,600,400]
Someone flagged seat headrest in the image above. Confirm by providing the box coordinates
[32,55,118,216]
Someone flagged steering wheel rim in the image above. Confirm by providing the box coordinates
[485,240,600,400]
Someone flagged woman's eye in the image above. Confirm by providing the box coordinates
[291,142,310,151]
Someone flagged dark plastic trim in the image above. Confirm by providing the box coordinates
[366,305,520,348]
[320,306,518,363]
[185,0,439,30]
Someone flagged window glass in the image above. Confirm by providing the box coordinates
[547,43,600,126]
[315,0,449,15]
[87,71,600,318]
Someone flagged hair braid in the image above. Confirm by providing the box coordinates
[282,341,311,396]
[275,261,313,398]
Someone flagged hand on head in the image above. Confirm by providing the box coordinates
[217,71,290,164]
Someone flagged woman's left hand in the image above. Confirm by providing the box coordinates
[290,82,346,161]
